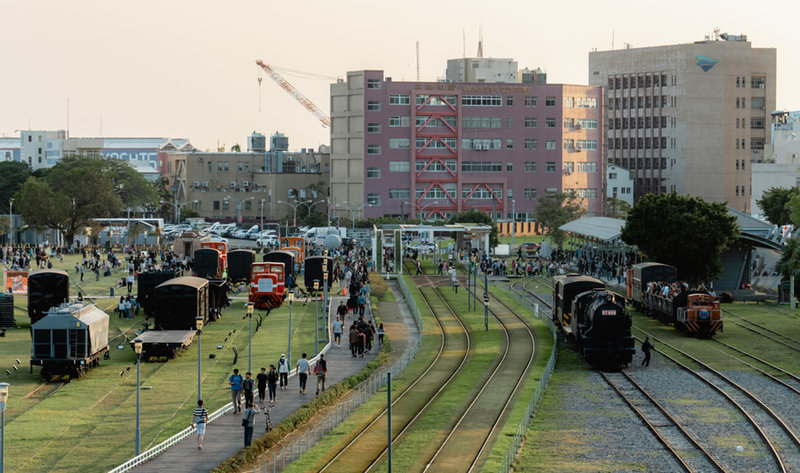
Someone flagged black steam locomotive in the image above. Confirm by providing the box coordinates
[553,275,635,368]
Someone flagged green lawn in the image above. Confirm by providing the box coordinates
[1,252,324,473]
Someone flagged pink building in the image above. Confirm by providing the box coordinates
[330,71,604,221]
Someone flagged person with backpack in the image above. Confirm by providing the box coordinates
[228,368,244,414]
[278,354,289,389]
[256,368,268,405]
[242,372,255,408]
[315,353,328,395]
[266,364,279,406]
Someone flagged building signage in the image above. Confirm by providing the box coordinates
[695,56,718,72]
[102,150,159,163]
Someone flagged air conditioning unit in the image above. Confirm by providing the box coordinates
[575,123,582,130]
[473,141,483,150]
[576,144,583,151]
[193,181,200,187]
[230,181,237,188]
[201,181,209,187]
[242,180,249,187]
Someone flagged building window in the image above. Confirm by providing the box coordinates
[576,97,597,108]
[367,79,381,89]
[389,161,410,172]
[217,162,223,171]
[506,139,514,149]
[546,187,558,195]
[367,167,381,178]
[367,144,381,155]
[525,96,538,107]
[545,140,556,150]
[507,96,514,106]
[367,194,381,206]
[609,172,617,179]
[238,161,244,172]
[462,161,503,172]
[244,201,252,211]
[563,162,574,173]
[367,101,381,111]
[751,97,765,110]
[524,188,537,199]
[524,162,538,172]
[208,161,212,172]
[213,201,220,210]
[367,123,381,133]
[507,117,514,128]
[224,161,229,171]
[462,95,502,106]
[577,140,598,150]
[389,138,411,149]
[577,162,597,173]
[416,137,457,149]
[545,96,556,107]
[563,96,574,107]
[751,118,765,129]
[389,94,411,105]
[463,117,502,128]
[576,118,597,129]
[389,116,409,127]
[564,118,575,128]
[507,162,513,172]
[545,118,556,128]
[223,201,230,210]
[416,160,456,173]
[417,115,456,128]
[751,77,766,89]
[751,139,765,150]
[524,139,538,150]
[389,188,409,199]
[545,161,556,172]
[462,138,501,150]
[524,117,538,128]
[563,139,574,150]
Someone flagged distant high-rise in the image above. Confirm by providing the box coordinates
[589,33,776,212]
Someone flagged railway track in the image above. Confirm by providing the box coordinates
[600,370,727,473]
[722,307,800,354]
[420,275,536,472]
[318,274,471,472]
[633,329,800,473]
[509,277,798,473]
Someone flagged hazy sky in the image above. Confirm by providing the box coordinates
[1,1,798,151]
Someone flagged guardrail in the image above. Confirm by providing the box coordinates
[108,296,336,473]
[497,284,558,473]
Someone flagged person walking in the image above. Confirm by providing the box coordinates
[192,399,208,450]
[315,353,328,395]
[266,364,279,406]
[241,401,260,447]
[242,371,255,408]
[278,354,289,390]
[126,271,135,294]
[336,301,347,323]
[228,368,244,414]
[377,323,385,348]
[349,324,359,357]
[333,316,344,347]
[641,336,654,367]
[296,353,311,394]
[256,368,268,404]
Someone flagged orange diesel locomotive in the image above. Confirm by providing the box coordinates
[249,262,286,310]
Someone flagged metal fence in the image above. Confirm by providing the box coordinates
[496,285,558,473]
[252,276,423,472]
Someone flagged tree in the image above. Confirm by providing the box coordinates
[604,197,631,219]
[776,237,800,279]
[620,193,740,283]
[0,161,31,210]
[533,193,585,248]
[757,186,800,225]
[450,209,499,248]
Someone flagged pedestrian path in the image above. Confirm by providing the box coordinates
[128,295,380,473]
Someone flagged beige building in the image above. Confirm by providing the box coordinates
[165,146,330,223]
[589,33,776,212]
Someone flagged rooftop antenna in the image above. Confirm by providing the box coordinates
[416,40,420,81]
[624,42,632,49]
[477,26,484,58]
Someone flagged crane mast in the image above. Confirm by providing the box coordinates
[255,60,331,128]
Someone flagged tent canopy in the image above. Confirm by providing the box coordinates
[559,217,626,242]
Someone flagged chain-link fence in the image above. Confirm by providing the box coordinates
[252,276,423,472]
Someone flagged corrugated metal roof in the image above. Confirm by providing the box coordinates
[559,216,626,242]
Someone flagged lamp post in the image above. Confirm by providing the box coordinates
[322,257,329,342]
[260,199,266,231]
[195,317,203,401]
[226,196,254,224]
[296,199,325,223]
[133,339,143,456]
[278,200,302,228]
[160,199,198,225]
[511,198,516,249]
[246,302,254,373]
[484,261,489,331]
[313,280,320,355]
[0,382,8,473]
[8,198,13,246]
[403,200,439,224]
[287,290,295,367]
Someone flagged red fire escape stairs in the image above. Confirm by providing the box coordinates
[461,183,504,215]
[412,94,459,221]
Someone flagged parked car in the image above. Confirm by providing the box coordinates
[256,235,278,248]
[254,229,277,241]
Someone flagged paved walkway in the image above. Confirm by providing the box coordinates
[131,295,378,473]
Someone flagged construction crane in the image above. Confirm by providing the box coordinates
[256,60,331,128]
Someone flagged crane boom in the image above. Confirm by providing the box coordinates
[256,60,331,128]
